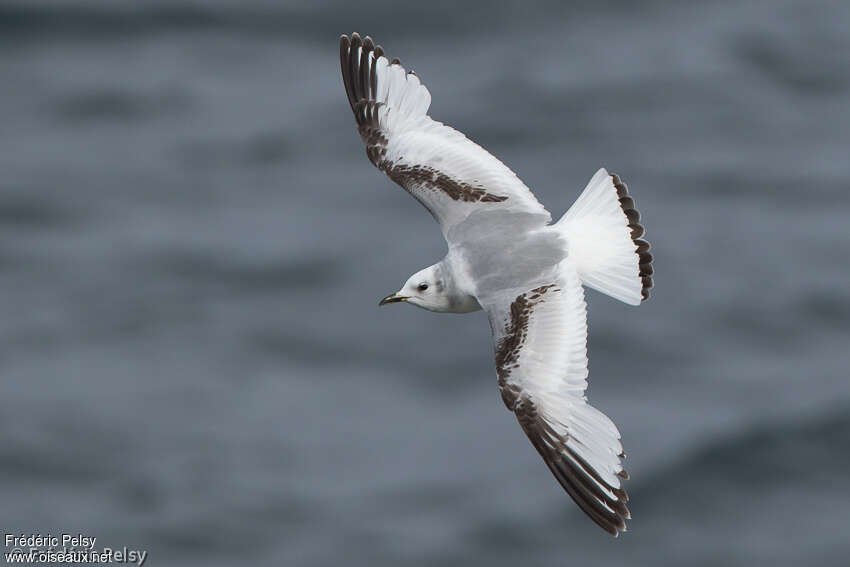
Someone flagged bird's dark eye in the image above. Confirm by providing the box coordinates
[418,283,429,291]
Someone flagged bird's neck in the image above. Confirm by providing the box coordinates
[437,257,482,314]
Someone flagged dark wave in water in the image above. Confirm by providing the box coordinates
[0,2,234,39]
[52,88,192,124]
[733,33,850,95]
[147,250,340,292]
[179,131,294,167]
[0,195,77,228]
[637,408,850,505]
[0,0,642,42]
[0,2,436,41]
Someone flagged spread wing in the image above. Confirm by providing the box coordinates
[485,265,630,535]
[340,33,550,241]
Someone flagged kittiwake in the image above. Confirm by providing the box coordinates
[339,33,653,536]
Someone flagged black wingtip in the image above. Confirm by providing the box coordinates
[513,396,630,537]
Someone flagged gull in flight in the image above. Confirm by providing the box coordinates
[339,33,653,536]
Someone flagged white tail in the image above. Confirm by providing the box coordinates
[557,168,653,305]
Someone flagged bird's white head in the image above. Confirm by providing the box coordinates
[380,265,446,312]
[379,264,455,313]
[379,263,482,313]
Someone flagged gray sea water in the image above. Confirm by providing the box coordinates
[2,1,849,565]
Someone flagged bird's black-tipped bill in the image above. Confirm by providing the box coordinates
[379,294,407,306]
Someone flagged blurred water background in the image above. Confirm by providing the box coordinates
[1,1,849,565]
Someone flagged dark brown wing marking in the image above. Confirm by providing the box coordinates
[611,173,653,300]
[494,285,630,536]
[494,284,556,408]
[340,33,508,204]
[383,163,508,204]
